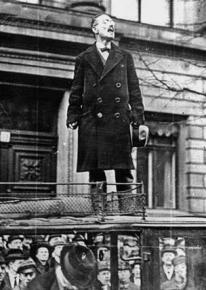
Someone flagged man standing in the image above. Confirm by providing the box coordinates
[67,13,148,211]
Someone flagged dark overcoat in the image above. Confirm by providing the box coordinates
[26,269,59,290]
[67,43,145,172]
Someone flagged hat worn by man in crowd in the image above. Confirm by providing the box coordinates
[6,249,26,262]
[17,258,36,274]
[60,244,97,288]
[7,236,24,251]
[161,245,177,257]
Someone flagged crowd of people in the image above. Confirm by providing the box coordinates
[160,238,195,290]
[0,233,141,290]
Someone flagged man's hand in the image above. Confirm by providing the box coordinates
[139,125,149,143]
[68,121,78,129]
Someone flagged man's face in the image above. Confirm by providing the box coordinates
[118,269,131,283]
[19,268,36,287]
[97,270,111,286]
[162,252,175,265]
[175,263,187,279]
[23,238,33,250]
[132,264,140,278]
[9,259,24,273]
[53,245,64,257]
[8,239,23,250]
[0,264,6,282]
[92,14,115,41]
[36,247,49,262]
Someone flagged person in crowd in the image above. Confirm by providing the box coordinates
[13,258,36,290]
[4,249,26,289]
[95,262,111,290]
[49,237,66,268]
[73,234,87,247]
[174,239,186,257]
[66,13,148,212]
[93,234,104,246]
[66,233,76,244]
[48,235,62,247]
[130,263,141,288]
[22,237,34,254]
[118,261,139,290]
[121,239,138,260]
[7,237,24,252]
[0,255,7,290]
[160,245,176,286]
[161,255,194,290]
[31,242,51,275]
[27,244,97,290]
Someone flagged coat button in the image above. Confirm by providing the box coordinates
[114,112,120,119]
[97,97,103,103]
[115,97,120,103]
[116,82,121,88]
[97,112,103,119]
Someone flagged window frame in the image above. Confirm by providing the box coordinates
[110,0,174,28]
[136,122,178,210]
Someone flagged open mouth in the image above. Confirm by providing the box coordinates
[108,27,114,33]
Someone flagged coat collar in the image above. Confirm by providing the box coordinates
[85,42,123,81]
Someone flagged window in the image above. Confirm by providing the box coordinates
[136,120,178,209]
[110,0,173,27]
[141,0,171,26]
[111,0,139,21]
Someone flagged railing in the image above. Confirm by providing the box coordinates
[0,182,146,221]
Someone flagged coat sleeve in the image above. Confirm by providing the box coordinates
[66,55,84,128]
[127,52,145,126]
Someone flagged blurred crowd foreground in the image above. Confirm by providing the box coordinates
[0,233,141,290]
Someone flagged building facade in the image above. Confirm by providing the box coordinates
[0,0,206,289]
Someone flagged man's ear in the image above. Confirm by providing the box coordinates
[92,25,98,35]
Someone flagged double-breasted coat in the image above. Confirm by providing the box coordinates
[67,43,145,172]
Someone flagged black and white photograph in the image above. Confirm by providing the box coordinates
[0,0,206,289]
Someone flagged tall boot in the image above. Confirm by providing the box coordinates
[90,182,107,215]
[115,169,134,214]
[117,184,133,213]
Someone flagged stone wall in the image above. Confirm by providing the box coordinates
[127,46,206,213]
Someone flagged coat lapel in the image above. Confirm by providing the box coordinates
[84,44,104,78]
[100,43,123,81]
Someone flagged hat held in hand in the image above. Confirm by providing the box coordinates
[60,244,97,288]
[132,124,149,147]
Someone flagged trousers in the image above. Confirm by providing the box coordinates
[89,169,133,192]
